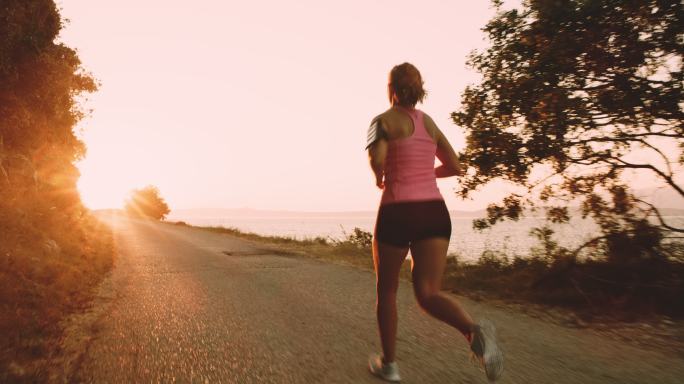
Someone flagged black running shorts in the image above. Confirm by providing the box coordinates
[374,199,452,247]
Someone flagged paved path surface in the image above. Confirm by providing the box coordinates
[68,216,683,383]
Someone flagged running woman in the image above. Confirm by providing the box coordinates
[365,63,503,382]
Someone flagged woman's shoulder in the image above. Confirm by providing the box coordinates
[368,109,397,134]
[374,107,415,126]
[419,111,441,141]
[366,111,391,149]
[420,110,436,126]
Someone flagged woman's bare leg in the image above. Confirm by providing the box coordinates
[410,237,475,339]
[373,239,409,363]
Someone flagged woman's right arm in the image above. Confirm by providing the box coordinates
[434,125,463,178]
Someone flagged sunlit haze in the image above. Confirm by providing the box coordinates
[59,0,671,212]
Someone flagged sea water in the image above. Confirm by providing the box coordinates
[167,210,684,262]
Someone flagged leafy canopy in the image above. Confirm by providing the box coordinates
[0,0,97,211]
[453,0,683,262]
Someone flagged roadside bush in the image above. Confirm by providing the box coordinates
[124,186,170,220]
[341,227,373,249]
[444,227,684,319]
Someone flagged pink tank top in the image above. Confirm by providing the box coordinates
[381,106,443,205]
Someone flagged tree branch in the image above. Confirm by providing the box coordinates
[637,139,674,176]
[610,158,684,198]
[633,198,684,233]
[569,128,682,143]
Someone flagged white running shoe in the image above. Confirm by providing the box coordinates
[368,353,401,382]
[470,320,504,381]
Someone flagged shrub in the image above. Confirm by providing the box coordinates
[342,227,373,249]
[124,186,170,220]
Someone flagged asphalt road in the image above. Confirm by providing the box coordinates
[68,216,683,383]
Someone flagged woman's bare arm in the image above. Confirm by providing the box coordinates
[368,138,388,189]
[366,114,390,189]
[433,123,463,178]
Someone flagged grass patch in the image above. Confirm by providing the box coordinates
[0,210,115,382]
[173,222,377,270]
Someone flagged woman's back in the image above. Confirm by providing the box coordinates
[379,106,442,205]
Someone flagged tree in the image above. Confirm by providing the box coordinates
[1,0,97,212]
[124,186,171,220]
[0,3,114,380]
[453,0,682,263]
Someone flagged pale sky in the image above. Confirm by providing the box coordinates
[58,0,677,212]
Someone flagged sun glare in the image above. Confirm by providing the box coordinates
[77,174,128,210]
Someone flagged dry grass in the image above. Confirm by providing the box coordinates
[0,211,115,383]
[176,222,376,268]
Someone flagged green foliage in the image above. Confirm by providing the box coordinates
[124,185,171,220]
[453,0,683,261]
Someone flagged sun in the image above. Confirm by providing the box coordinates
[76,157,136,210]
[77,175,128,210]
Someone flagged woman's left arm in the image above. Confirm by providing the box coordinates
[366,115,388,189]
